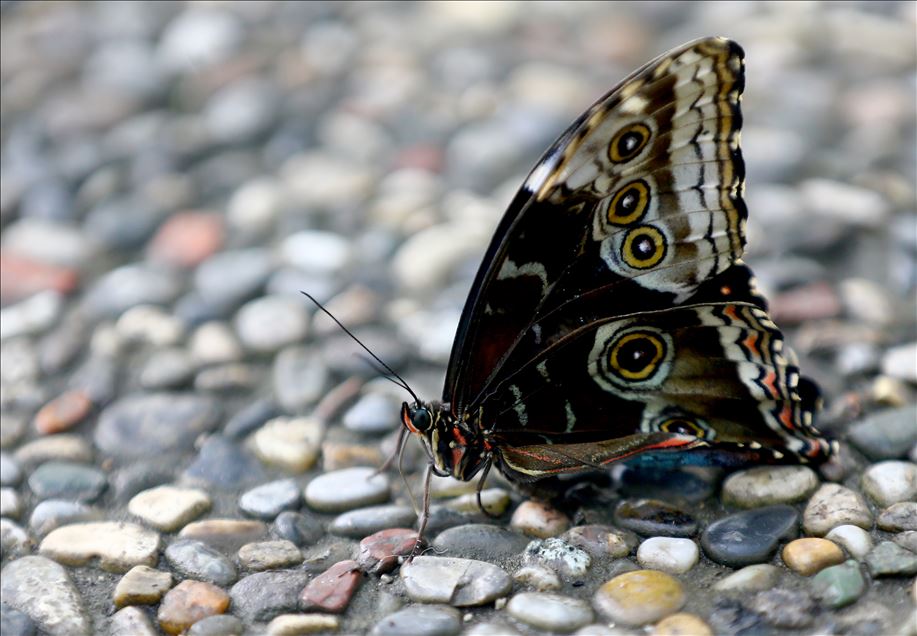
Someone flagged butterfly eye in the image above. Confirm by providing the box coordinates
[411,407,432,432]
[608,331,666,381]
[621,225,667,269]
[609,123,651,163]
[607,180,650,226]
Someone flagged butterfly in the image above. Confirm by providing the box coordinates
[314,37,836,540]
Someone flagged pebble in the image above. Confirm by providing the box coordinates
[224,398,278,440]
[329,504,417,538]
[0,556,90,635]
[371,604,462,636]
[593,570,685,627]
[847,406,917,460]
[230,570,308,622]
[563,525,637,558]
[636,537,699,574]
[401,556,512,606]
[2,219,98,269]
[510,500,571,538]
[513,565,562,591]
[83,263,182,318]
[273,511,325,546]
[322,441,384,471]
[523,537,592,578]
[881,342,917,382]
[179,519,268,552]
[0,252,78,306]
[506,592,593,633]
[190,321,243,366]
[877,501,917,531]
[116,305,185,346]
[304,466,390,513]
[700,505,799,567]
[861,461,917,506]
[712,564,780,592]
[343,392,399,434]
[239,479,301,520]
[433,523,531,561]
[614,499,697,537]
[186,614,244,636]
[251,417,325,472]
[14,434,93,466]
[748,588,815,629]
[193,248,274,311]
[865,540,917,577]
[139,348,195,389]
[111,461,175,504]
[721,466,820,508]
[267,613,341,635]
[652,613,714,636]
[0,452,22,485]
[157,580,230,636]
[825,524,874,559]
[128,485,211,531]
[812,560,865,608]
[446,488,511,517]
[0,291,63,341]
[1,519,31,558]
[0,488,21,519]
[358,528,419,574]
[183,435,266,490]
[109,606,158,636]
[38,521,158,572]
[113,565,173,607]
[164,539,238,586]
[782,538,845,576]
[237,539,303,571]
[235,295,309,353]
[272,347,330,412]
[147,211,224,269]
[803,484,873,536]
[28,461,107,502]
[299,559,362,613]
[94,393,221,460]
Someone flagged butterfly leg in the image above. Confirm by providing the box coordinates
[410,463,433,560]
[475,458,501,519]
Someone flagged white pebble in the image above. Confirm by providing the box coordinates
[825,525,874,560]
[636,537,699,574]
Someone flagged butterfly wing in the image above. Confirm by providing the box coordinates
[481,302,833,481]
[445,37,748,413]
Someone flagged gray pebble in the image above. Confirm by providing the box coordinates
[328,505,417,539]
[0,556,90,635]
[187,614,243,636]
[194,248,273,310]
[83,263,182,319]
[1,519,31,558]
[749,588,815,629]
[343,393,400,434]
[401,556,511,606]
[230,570,308,622]
[371,604,462,636]
[433,524,531,561]
[0,489,22,519]
[235,295,309,353]
[139,348,195,390]
[28,500,102,538]
[164,539,237,586]
[506,592,593,632]
[272,346,329,413]
[305,467,390,513]
[239,479,301,520]
[224,398,279,440]
[111,460,176,503]
[0,603,35,636]
[108,606,157,636]
[0,453,22,486]
[1,218,98,269]
[183,435,266,490]
[847,407,917,460]
[865,541,917,577]
[27,461,107,502]
[273,511,324,546]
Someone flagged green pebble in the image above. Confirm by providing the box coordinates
[865,541,917,577]
[812,560,865,608]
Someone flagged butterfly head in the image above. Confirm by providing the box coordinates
[401,401,489,481]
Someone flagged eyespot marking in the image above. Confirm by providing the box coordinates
[621,225,667,269]
[609,122,651,163]
[607,179,650,226]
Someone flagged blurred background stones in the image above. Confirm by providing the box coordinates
[0,2,915,635]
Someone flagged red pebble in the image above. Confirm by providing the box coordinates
[357,528,420,574]
[0,251,79,305]
[147,212,225,268]
[34,390,93,435]
[299,559,362,614]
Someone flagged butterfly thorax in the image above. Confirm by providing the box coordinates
[400,401,491,481]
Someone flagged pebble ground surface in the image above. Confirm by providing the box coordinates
[1,2,915,635]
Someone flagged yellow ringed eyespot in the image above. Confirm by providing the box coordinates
[609,122,651,162]
[607,180,650,226]
[621,225,667,269]
[608,331,666,380]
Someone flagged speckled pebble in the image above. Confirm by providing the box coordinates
[27,461,107,502]
[507,592,593,633]
[238,479,301,520]
[401,556,512,606]
[237,539,303,571]
[701,505,799,567]
[877,501,917,532]
[128,485,211,531]
[229,570,308,622]
[748,588,815,629]
[0,488,22,519]
[116,305,186,346]
[782,538,845,576]
[721,465,820,508]
[157,580,230,636]
[893,530,917,553]
[109,606,158,636]
[563,525,637,558]
[865,540,917,577]
[507,500,570,538]
[267,613,341,635]
[0,555,90,635]
[1,519,33,558]
[523,537,592,578]
[614,499,697,537]
[513,564,562,591]
[803,484,873,536]
[593,569,686,626]
[433,523,530,561]
[39,521,159,572]
[652,612,714,636]
[825,525,874,559]
[637,537,699,574]
[712,564,780,592]
[251,417,325,473]
[371,604,461,636]
[164,539,237,586]
[113,565,173,608]
[305,467,390,513]
[812,560,866,608]
[861,461,917,506]
[299,559,362,613]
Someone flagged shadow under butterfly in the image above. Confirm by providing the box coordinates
[307,36,836,552]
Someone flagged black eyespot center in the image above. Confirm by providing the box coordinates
[615,336,657,374]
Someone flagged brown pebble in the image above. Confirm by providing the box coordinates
[300,559,362,614]
[782,538,845,576]
[357,528,419,574]
[113,565,173,608]
[0,251,79,305]
[510,500,570,538]
[321,441,383,471]
[148,211,224,268]
[34,390,92,435]
[653,612,714,636]
[179,519,268,553]
[157,580,230,635]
